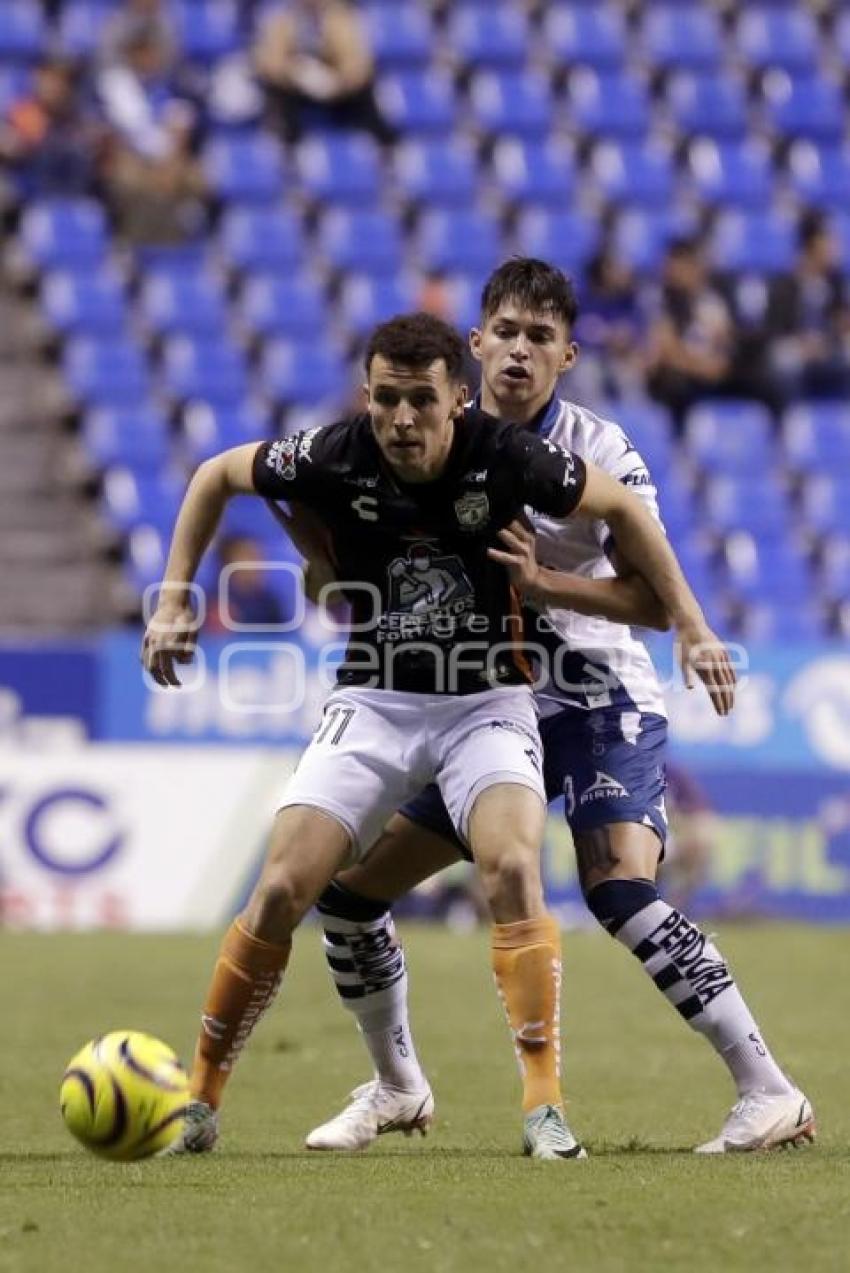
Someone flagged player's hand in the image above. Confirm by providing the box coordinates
[487,520,541,596]
[676,620,737,716]
[141,603,198,688]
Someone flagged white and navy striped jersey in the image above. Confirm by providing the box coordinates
[521,395,667,719]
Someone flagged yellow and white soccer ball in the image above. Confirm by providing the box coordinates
[60,1031,190,1160]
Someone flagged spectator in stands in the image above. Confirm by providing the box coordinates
[254,0,395,145]
[644,237,736,431]
[206,534,288,631]
[573,247,645,402]
[766,211,850,401]
[98,22,206,244]
[0,58,99,199]
[100,0,178,68]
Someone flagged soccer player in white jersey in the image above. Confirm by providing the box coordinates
[304,261,814,1156]
[143,312,729,1160]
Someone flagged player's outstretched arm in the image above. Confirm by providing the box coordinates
[576,463,736,715]
[489,520,670,631]
[141,444,260,686]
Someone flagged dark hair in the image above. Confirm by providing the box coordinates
[666,235,701,261]
[798,209,828,252]
[480,257,579,329]
[365,312,466,381]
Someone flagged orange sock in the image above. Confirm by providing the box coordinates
[491,914,563,1113]
[190,918,291,1109]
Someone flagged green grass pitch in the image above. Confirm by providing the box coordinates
[1,924,847,1273]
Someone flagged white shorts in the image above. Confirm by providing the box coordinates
[278,685,545,864]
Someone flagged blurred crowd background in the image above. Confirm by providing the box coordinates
[1,0,849,643]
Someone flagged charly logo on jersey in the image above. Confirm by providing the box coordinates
[454,490,490,530]
[265,437,297,480]
[579,771,630,804]
[380,542,477,643]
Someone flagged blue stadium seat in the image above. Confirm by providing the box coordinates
[836,11,850,67]
[394,140,479,207]
[57,1,110,58]
[710,210,795,275]
[664,73,749,141]
[204,134,286,203]
[102,467,186,536]
[0,1,46,59]
[182,400,273,464]
[64,337,151,404]
[641,6,724,71]
[174,0,240,62]
[541,5,627,70]
[591,141,677,207]
[448,7,530,69]
[515,209,599,274]
[338,275,418,337]
[363,3,433,69]
[605,400,675,479]
[218,206,305,273]
[611,206,696,274]
[41,269,128,336]
[800,476,850,534]
[0,65,30,112]
[491,138,576,209]
[786,143,850,211]
[238,274,328,341]
[296,135,383,206]
[316,208,404,275]
[833,212,850,267]
[82,405,171,471]
[468,70,553,140]
[20,199,109,270]
[161,336,249,404]
[762,76,845,144]
[736,8,821,74]
[377,71,456,135]
[568,70,651,140]
[684,401,776,472]
[782,402,850,469]
[748,604,825,642]
[260,341,350,407]
[703,476,790,537]
[140,271,230,338]
[687,139,775,208]
[415,210,504,275]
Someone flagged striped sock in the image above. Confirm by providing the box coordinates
[587,880,792,1097]
[317,883,428,1092]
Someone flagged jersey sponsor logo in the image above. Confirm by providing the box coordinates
[463,468,488,484]
[621,467,652,488]
[344,474,379,488]
[351,494,379,521]
[454,490,490,530]
[579,770,630,805]
[265,437,297,481]
[381,543,477,642]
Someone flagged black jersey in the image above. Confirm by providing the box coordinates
[252,408,587,694]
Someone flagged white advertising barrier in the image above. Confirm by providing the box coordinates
[0,745,300,931]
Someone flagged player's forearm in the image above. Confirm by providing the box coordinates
[604,499,704,630]
[529,570,670,631]
[160,460,230,604]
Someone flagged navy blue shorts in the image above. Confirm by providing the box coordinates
[402,706,668,862]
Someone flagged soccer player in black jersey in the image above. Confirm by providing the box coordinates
[143,313,733,1159]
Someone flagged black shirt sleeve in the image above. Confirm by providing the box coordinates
[511,431,587,518]
[251,428,328,502]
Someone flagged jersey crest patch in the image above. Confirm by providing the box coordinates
[266,437,297,481]
[454,490,490,530]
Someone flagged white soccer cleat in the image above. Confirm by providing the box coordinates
[522,1104,587,1161]
[163,1099,219,1155]
[695,1087,815,1154]
[305,1079,434,1151]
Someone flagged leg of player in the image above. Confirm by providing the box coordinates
[576,821,815,1153]
[171,805,352,1153]
[467,783,585,1161]
[305,817,454,1151]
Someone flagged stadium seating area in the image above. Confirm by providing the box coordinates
[2,0,850,636]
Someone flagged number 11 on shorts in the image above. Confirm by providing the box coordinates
[315,706,356,746]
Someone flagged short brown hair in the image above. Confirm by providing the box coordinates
[365,312,466,381]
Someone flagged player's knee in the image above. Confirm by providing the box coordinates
[250,868,312,936]
[476,847,543,918]
[584,878,659,931]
